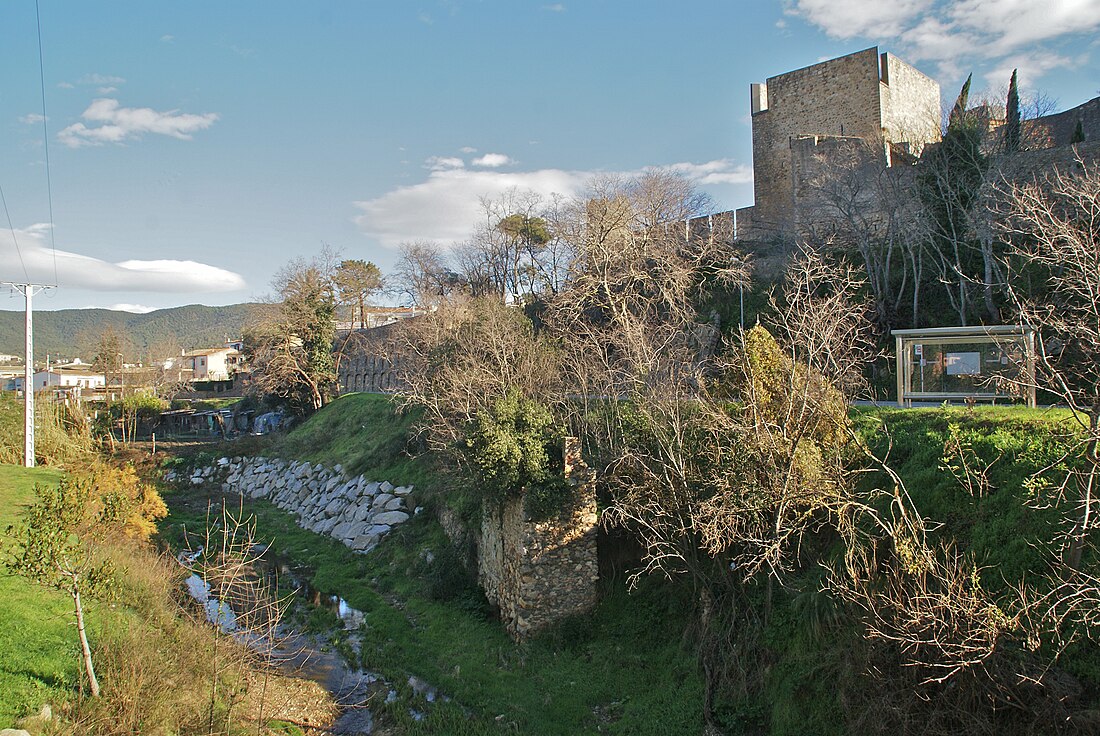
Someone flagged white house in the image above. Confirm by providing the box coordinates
[181,347,242,381]
[11,363,106,393]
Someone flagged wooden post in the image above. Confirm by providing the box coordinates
[895,333,905,407]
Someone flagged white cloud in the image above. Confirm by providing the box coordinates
[948,0,1100,57]
[787,0,1100,82]
[786,0,933,40]
[104,303,156,313]
[57,81,74,89]
[19,113,46,124]
[79,73,126,86]
[983,50,1080,89]
[542,4,566,11]
[459,146,478,153]
[425,155,465,170]
[0,223,245,293]
[58,98,219,148]
[160,34,174,43]
[352,158,752,248]
[472,153,514,167]
[97,86,119,94]
[665,159,754,185]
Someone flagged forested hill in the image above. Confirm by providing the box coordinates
[0,303,277,361]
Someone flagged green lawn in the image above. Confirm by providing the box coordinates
[0,464,80,727]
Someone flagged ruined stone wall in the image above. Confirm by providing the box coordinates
[477,440,599,639]
[749,47,885,236]
[478,492,599,639]
[1028,97,1100,147]
[336,325,407,395]
[338,350,402,394]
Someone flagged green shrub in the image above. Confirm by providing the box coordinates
[463,389,572,518]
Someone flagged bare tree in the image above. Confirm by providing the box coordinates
[390,294,561,453]
[180,501,293,734]
[392,241,457,306]
[998,155,1100,571]
[798,136,925,330]
[92,325,126,393]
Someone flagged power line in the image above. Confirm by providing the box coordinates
[35,0,58,287]
[0,183,30,282]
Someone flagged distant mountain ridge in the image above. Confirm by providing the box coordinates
[0,303,277,362]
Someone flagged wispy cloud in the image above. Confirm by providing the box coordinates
[665,159,753,185]
[103,303,156,313]
[160,34,174,43]
[472,153,514,167]
[425,155,465,171]
[353,158,751,248]
[78,73,126,86]
[786,0,933,40]
[58,98,219,148]
[19,113,46,125]
[542,4,566,11]
[1,224,245,292]
[786,0,1100,83]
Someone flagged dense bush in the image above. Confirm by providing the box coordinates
[463,389,572,518]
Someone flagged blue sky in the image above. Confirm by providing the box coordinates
[2,0,1098,312]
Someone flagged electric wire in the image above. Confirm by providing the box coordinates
[35,0,58,288]
[0,182,31,282]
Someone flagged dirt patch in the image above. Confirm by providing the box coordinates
[239,669,340,734]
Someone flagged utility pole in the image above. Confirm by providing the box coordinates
[3,282,51,467]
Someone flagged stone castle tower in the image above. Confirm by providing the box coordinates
[737,47,941,241]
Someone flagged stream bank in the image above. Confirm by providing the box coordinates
[177,517,448,736]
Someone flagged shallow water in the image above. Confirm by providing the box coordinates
[182,567,381,734]
[182,557,445,734]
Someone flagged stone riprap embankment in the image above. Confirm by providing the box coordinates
[167,457,417,552]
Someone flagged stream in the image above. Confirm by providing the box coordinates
[181,547,441,734]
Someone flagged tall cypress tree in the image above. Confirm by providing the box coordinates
[949,73,972,127]
[1005,69,1021,152]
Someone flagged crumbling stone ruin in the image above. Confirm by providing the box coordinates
[477,438,599,639]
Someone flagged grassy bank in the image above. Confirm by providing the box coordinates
[162,485,705,735]
[0,465,76,726]
[271,392,434,488]
[161,397,1099,734]
[158,393,706,733]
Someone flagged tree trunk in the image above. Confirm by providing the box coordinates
[1068,411,1100,569]
[72,582,101,698]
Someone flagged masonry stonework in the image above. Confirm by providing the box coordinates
[744,47,940,240]
[477,439,599,639]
